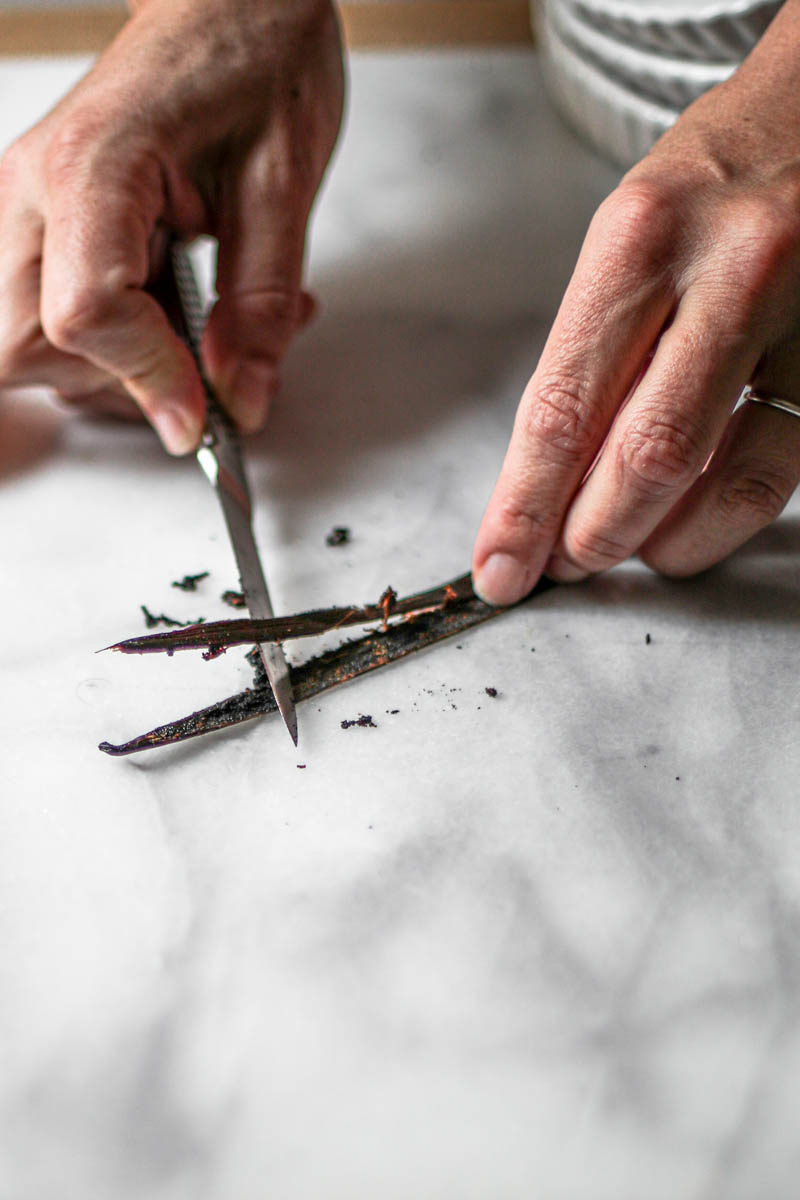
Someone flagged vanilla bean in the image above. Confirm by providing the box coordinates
[98,579,554,757]
[108,573,476,655]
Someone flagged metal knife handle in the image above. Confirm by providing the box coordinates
[167,242,238,458]
[169,242,207,354]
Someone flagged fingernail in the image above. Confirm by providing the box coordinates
[223,361,278,432]
[154,406,201,456]
[544,555,587,583]
[473,553,531,606]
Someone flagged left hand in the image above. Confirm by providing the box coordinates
[0,0,344,453]
[473,0,800,601]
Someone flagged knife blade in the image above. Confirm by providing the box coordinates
[166,240,298,745]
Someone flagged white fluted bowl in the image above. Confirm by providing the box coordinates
[538,13,679,166]
[564,0,779,62]
[547,0,736,110]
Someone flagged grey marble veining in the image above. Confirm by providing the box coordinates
[1,50,800,1200]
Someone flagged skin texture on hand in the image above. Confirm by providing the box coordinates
[473,0,800,598]
[0,0,344,453]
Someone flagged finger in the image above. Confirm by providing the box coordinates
[0,199,45,384]
[641,352,800,576]
[55,386,140,421]
[40,157,205,454]
[472,184,676,604]
[202,130,316,433]
[645,403,800,575]
[544,290,761,581]
[0,202,112,395]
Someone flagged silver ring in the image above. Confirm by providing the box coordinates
[743,386,800,420]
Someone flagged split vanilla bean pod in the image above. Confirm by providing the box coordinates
[98,577,554,757]
[107,573,478,656]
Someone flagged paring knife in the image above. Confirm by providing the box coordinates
[166,240,298,745]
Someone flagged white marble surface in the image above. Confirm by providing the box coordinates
[2,49,800,1200]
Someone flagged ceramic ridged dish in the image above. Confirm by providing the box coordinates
[546,0,736,110]
[565,0,779,63]
[539,14,679,167]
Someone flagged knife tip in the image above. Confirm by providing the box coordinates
[278,698,299,747]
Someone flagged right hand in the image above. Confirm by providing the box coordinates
[472,0,800,597]
[0,0,344,453]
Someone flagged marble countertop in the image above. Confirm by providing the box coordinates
[2,49,800,1200]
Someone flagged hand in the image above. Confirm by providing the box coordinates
[0,0,344,453]
[473,0,800,600]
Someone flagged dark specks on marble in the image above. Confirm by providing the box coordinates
[341,714,377,730]
[325,526,350,547]
[171,572,209,592]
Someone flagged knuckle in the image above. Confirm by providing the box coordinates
[217,289,303,360]
[713,200,800,333]
[523,376,603,464]
[238,288,300,328]
[592,178,675,261]
[249,119,311,195]
[735,196,800,261]
[495,493,559,545]
[619,410,708,497]
[44,113,101,186]
[563,522,631,571]
[715,461,795,525]
[122,344,169,387]
[42,285,110,352]
[563,528,633,568]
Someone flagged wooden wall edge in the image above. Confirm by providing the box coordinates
[0,0,534,56]
[341,1,534,48]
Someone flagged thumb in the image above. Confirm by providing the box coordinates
[202,149,315,433]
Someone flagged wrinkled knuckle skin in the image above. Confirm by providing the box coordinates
[715,463,795,526]
[619,412,707,499]
[716,201,800,336]
[592,179,676,261]
[523,377,603,465]
[495,495,559,548]
[44,115,101,188]
[563,522,631,572]
[42,286,110,354]
[241,289,299,328]
[735,197,800,270]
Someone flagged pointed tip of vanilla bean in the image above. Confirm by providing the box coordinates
[98,741,125,756]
